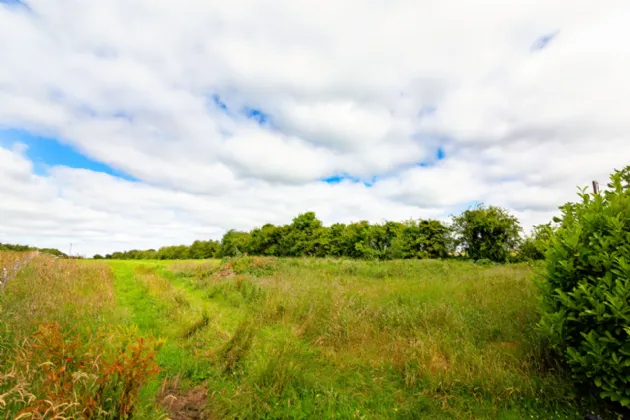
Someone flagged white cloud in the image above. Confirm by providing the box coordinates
[1,0,629,255]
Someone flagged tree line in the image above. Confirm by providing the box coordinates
[99,204,553,263]
[0,243,67,258]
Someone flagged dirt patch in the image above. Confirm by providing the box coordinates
[159,380,210,420]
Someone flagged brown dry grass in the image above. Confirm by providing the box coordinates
[0,253,159,419]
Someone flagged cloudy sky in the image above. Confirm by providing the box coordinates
[1,0,629,256]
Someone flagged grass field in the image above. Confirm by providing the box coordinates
[0,253,617,419]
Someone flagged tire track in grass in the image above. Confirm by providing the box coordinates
[109,261,217,417]
[129,261,397,419]
[156,263,249,335]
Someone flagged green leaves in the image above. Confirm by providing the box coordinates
[451,204,521,262]
[221,214,451,261]
[219,230,252,257]
[540,166,630,408]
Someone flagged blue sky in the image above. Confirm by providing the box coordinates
[0,128,135,180]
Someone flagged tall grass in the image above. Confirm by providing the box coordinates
[0,251,34,287]
[0,253,159,418]
[161,257,595,419]
[6,254,610,418]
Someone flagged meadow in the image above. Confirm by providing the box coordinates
[0,253,618,419]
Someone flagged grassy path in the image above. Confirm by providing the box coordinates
[110,261,162,333]
[110,261,217,417]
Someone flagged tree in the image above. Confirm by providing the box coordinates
[38,248,68,258]
[282,212,326,257]
[371,221,404,259]
[219,230,252,257]
[341,221,376,259]
[539,167,630,407]
[451,204,521,262]
[519,223,554,261]
[249,224,285,256]
[93,254,104,260]
[391,219,450,259]
[189,240,219,259]
[142,249,159,260]
[326,223,348,258]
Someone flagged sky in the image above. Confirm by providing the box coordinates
[1,0,629,257]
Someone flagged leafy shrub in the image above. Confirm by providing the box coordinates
[519,223,555,261]
[219,230,252,257]
[391,219,451,259]
[539,167,630,407]
[475,258,495,267]
[451,204,521,262]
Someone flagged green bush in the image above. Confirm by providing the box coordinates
[390,219,451,259]
[451,204,521,262]
[519,223,555,261]
[539,167,630,407]
[219,230,252,257]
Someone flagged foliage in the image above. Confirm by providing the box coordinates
[101,205,526,264]
[104,240,220,260]
[0,242,66,257]
[281,212,327,257]
[38,247,68,257]
[219,230,252,257]
[104,213,458,261]
[519,223,555,261]
[340,220,380,259]
[0,242,34,252]
[391,219,451,259]
[451,204,522,262]
[249,223,286,256]
[539,167,630,407]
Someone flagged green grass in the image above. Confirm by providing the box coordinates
[3,255,617,418]
[110,261,216,384]
[104,257,612,419]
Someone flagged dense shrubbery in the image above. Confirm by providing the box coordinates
[105,240,220,260]
[103,205,544,262]
[451,204,522,262]
[519,223,555,261]
[0,242,67,257]
[105,214,459,261]
[539,167,630,407]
